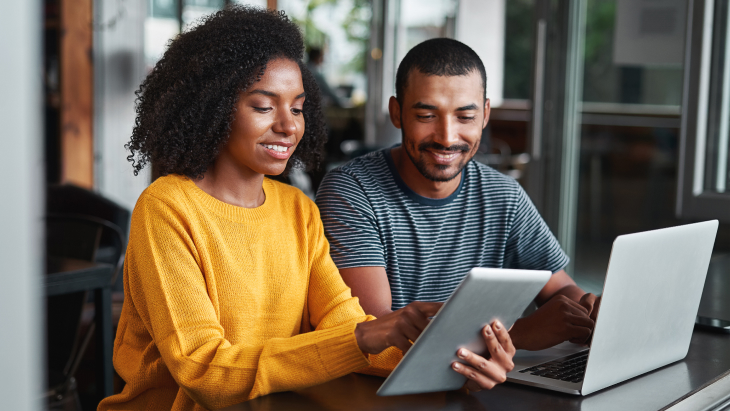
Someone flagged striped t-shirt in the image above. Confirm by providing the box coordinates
[315,147,569,310]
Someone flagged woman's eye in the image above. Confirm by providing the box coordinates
[253,107,272,113]
[292,108,303,115]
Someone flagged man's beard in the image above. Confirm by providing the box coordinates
[401,129,475,182]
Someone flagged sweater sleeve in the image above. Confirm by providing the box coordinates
[303,201,403,378]
[125,193,372,410]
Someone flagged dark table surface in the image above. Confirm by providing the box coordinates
[224,329,730,411]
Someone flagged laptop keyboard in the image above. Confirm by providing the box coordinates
[517,351,588,383]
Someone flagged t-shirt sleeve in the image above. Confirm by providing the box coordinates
[315,169,386,269]
[503,186,570,273]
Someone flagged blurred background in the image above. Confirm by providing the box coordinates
[4,0,730,409]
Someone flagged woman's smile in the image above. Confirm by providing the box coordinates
[260,142,293,159]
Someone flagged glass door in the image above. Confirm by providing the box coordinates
[527,0,694,294]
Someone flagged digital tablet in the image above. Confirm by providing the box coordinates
[377,267,551,396]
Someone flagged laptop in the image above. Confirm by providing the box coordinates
[378,268,551,396]
[507,220,718,395]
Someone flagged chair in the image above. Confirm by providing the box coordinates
[45,213,125,410]
[46,184,131,290]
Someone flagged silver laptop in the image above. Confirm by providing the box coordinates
[378,268,551,396]
[507,220,718,395]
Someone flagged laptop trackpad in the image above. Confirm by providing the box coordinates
[513,342,589,370]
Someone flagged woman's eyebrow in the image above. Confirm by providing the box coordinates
[247,90,306,99]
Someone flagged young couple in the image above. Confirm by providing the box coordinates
[99,6,598,411]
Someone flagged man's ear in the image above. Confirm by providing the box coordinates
[389,96,402,129]
[482,98,491,129]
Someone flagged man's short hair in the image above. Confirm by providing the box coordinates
[395,38,487,104]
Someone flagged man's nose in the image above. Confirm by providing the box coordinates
[432,116,459,148]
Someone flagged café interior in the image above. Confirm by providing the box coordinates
[4,0,730,410]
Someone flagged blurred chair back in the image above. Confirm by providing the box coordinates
[45,213,125,410]
[46,184,130,287]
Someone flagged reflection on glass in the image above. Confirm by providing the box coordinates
[582,0,684,107]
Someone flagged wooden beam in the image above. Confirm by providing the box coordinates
[60,0,94,188]
[268,0,277,10]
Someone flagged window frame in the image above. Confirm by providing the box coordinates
[676,0,730,221]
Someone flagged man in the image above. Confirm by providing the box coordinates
[316,38,598,351]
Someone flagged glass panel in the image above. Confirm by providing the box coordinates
[182,0,226,31]
[703,0,730,193]
[572,0,687,293]
[394,0,457,65]
[145,0,180,67]
[582,0,684,107]
[279,0,372,107]
[503,0,534,100]
[232,0,268,8]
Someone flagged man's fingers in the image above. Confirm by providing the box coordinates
[567,324,593,344]
[491,320,516,357]
[579,293,596,312]
[590,297,602,322]
[565,312,595,329]
[562,297,590,315]
[451,360,503,391]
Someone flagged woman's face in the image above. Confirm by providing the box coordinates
[221,58,306,177]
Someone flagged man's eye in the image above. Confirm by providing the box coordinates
[417,115,435,119]
[460,116,476,121]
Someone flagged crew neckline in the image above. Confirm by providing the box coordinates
[179,175,275,223]
[383,146,466,206]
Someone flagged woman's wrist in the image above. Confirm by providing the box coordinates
[354,321,370,354]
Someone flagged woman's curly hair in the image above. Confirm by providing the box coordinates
[126,6,327,178]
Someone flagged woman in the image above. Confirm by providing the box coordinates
[99,7,514,411]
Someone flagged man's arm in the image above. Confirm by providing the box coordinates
[340,266,393,318]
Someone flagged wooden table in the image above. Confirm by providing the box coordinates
[223,329,730,411]
[46,257,115,399]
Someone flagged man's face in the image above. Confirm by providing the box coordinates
[390,69,489,182]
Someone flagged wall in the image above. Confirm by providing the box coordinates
[0,1,43,409]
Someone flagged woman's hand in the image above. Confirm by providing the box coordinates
[354,301,443,355]
[452,321,516,392]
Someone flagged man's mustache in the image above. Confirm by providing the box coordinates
[418,142,471,153]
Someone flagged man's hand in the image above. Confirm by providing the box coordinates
[579,293,601,322]
[354,301,443,355]
[509,295,595,351]
[451,321,515,391]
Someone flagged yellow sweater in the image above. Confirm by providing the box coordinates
[98,175,399,411]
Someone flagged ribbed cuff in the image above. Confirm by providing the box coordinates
[317,321,372,378]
